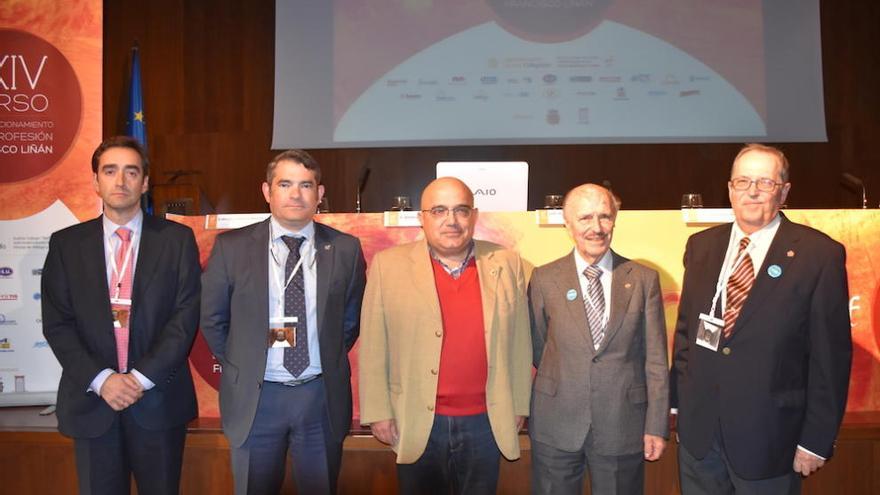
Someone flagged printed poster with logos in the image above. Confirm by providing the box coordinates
[0,1,102,403]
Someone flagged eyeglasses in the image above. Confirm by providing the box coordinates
[729,177,784,192]
[422,205,474,219]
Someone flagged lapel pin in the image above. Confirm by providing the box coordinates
[767,264,782,278]
[566,289,577,301]
[324,244,332,250]
[624,282,632,289]
[786,250,795,258]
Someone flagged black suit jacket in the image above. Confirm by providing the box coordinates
[41,215,201,438]
[670,214,852,479]
[200,219,367,448]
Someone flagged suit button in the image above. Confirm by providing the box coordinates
[722,347,731,355]
[430,369,438,375]
[435,331,442,337]
[427,405,434,411]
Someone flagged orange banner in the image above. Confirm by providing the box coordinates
[0,0,102,399]
[171,210,880,418]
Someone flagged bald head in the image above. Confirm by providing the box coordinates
[563,184,618,223]
[420,177,474,211]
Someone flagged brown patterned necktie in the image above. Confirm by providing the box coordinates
[723,237,754,338]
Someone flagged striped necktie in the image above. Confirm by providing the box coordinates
[723,237,754,338]
[583,265,606,349]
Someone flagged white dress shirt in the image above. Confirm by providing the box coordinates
[264,217,322,382]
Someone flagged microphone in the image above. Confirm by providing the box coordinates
[356,166,371,213]
[841,173,867,209]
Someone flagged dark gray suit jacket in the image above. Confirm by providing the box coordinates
[200,219,366,448]
[528,250,669,455]
[42,215,201,438]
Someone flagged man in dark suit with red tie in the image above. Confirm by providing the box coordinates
[42,136,201,494]
[670,143,852,494]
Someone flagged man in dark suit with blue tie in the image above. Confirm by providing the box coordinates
[42,136,201,494]
[201,149,367,495]
[671,143,852,494]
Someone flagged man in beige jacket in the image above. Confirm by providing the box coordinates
[359,177,532,494]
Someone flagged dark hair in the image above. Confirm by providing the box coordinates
[266,149,321,184]
[91,136,149,176]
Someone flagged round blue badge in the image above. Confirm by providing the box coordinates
[566,289,578,301]
[767,264,782,278]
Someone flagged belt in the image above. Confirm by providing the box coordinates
[271,373,322,387]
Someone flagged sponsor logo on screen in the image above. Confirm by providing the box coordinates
[0,267,12,278]
[0,294,18,301]
[569,75,593,83]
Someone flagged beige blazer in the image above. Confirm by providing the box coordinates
[359,239,532,464]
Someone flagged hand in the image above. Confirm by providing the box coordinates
[515,415,526,433]
[98,373,144,411]
[793,449,825,476]
[644,434,666,461]
[370,419,399,446]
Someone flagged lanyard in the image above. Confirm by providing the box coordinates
[707,238,752,317]
[268,224,311,311]
[107,232,136,300]
[270,246,306,295]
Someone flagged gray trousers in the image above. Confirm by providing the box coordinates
[531,432,644,495]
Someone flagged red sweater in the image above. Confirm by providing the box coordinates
[431,257,488,416]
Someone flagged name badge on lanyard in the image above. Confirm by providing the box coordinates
[268,316,297,348]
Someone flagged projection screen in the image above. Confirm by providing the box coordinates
[273,0,826,149]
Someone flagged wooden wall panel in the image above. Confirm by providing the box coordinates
[102,1,880,215]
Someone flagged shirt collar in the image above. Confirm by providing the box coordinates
[429,240,476,277]
[573,248,613,276]
[102,209,144,239]
[732,213,781,246]
[269,216,315,244]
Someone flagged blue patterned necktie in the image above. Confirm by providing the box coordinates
[281,236,309,377]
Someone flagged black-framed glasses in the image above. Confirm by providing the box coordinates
[729,177,784,192]
[422,205,474,219]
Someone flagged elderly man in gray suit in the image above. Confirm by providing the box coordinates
[528,183,669,495]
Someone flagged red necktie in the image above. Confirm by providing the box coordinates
[723,237,754,338]
[110,227,134,372]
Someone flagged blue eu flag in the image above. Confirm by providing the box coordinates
[126,45,152,214]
